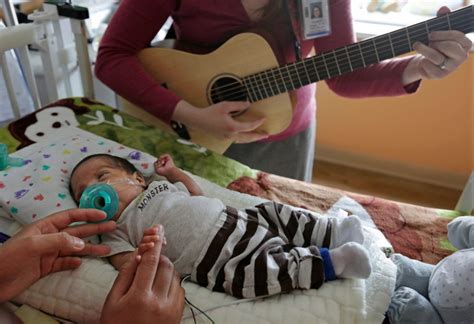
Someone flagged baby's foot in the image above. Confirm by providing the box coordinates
[330,215,364,248]
[329,242,371,279]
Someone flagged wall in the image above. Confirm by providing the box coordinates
[315,52,473,189]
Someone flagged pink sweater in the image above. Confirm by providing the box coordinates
[96,0,419,141]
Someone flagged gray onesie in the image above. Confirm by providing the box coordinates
[101,180,225,274]
[102,179,344,299]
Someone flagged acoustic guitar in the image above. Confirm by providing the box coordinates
[135,6,473,154]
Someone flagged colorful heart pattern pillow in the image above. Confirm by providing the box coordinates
[0,128,156,224]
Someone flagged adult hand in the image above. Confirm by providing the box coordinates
[101,226,185,324]
[173,100,269,143]
[402,6,472,85]
[0,209,116,303]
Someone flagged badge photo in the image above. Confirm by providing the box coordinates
[299,0,331,40]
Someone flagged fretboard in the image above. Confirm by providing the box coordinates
[243,5,473,102]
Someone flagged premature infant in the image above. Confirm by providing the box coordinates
[69,153,371,298]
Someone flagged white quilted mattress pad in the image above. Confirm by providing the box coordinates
[13,176,396,324]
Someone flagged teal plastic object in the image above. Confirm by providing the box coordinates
[0,143,24,171]
[79,183,119,221]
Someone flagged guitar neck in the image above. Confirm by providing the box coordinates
[244,5,474,102]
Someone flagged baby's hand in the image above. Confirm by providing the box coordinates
[154,154,176,176]
[137,225,166,255]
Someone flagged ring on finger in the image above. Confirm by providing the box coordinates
[438,57,448,70]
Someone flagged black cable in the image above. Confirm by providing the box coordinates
[184,296,215,324]
[181,275,215,324]
[185,297,197,324]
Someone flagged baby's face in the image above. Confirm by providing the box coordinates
[70,158,145,220]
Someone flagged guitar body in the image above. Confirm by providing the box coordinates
[136,33,293,154]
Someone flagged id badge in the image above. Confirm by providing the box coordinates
[298,0,331,40]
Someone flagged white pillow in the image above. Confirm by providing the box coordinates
[0,128,156,224]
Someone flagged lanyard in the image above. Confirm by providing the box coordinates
[285,0,303,60]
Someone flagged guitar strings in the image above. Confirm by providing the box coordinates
[210,10,472,100]
[210,9,472,101]
[211,12,472,101]
[211,13,472,101]
[208,11,472,101]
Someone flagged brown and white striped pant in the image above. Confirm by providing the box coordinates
[191,201,335,298]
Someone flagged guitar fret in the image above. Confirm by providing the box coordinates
[301,61,312,85]
[302,58,316,84]
[388,33,396,56]
[346,44,364,70]
[254,74,265,100]
[372,38,380,62]
[358,43,367,67]
[250,77,259,102]
[405,27,412,51]
[429,16,442,32]
[272,67,285,94]
[294,62,305,86]
[313,55,328,80]
[292,63,303,88]
[373,35,393,61]
[310,57,321,81]
[264,71,275,97]
[447,14,452,30]
[409,24,429,46]
[450,8,473,33]
[344,47,353,72]
[391,29,411,55]
[277,67,289,93]
[243,78,255,102]
[360,40,378,66]
[332,51,341,75]
[245,76,255,101]
[267,69,276,96]
[321,54,332,78]
[259,73,270,98]
[285,65,296,90]
[450,10,463,30]
[334,48,351,75]
[322,53,338,78]
[271,68,282,95]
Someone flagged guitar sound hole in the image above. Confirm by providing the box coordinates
[209,76,248,117]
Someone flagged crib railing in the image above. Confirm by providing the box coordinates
[0,0,94,121]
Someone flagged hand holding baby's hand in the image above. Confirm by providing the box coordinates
[137,225,166,255]
[154,154,176,177]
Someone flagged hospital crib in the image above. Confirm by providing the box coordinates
[0,0,97,124]
[0,1,472,213]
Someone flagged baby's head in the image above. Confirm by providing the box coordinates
[70,154,146,220]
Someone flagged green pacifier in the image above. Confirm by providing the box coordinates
[79,183,119,222]
[0,143,24,171]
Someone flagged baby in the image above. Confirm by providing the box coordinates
[69,153,371,298]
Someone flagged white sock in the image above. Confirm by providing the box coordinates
[328,242,372,279]
[330,215,364,249]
